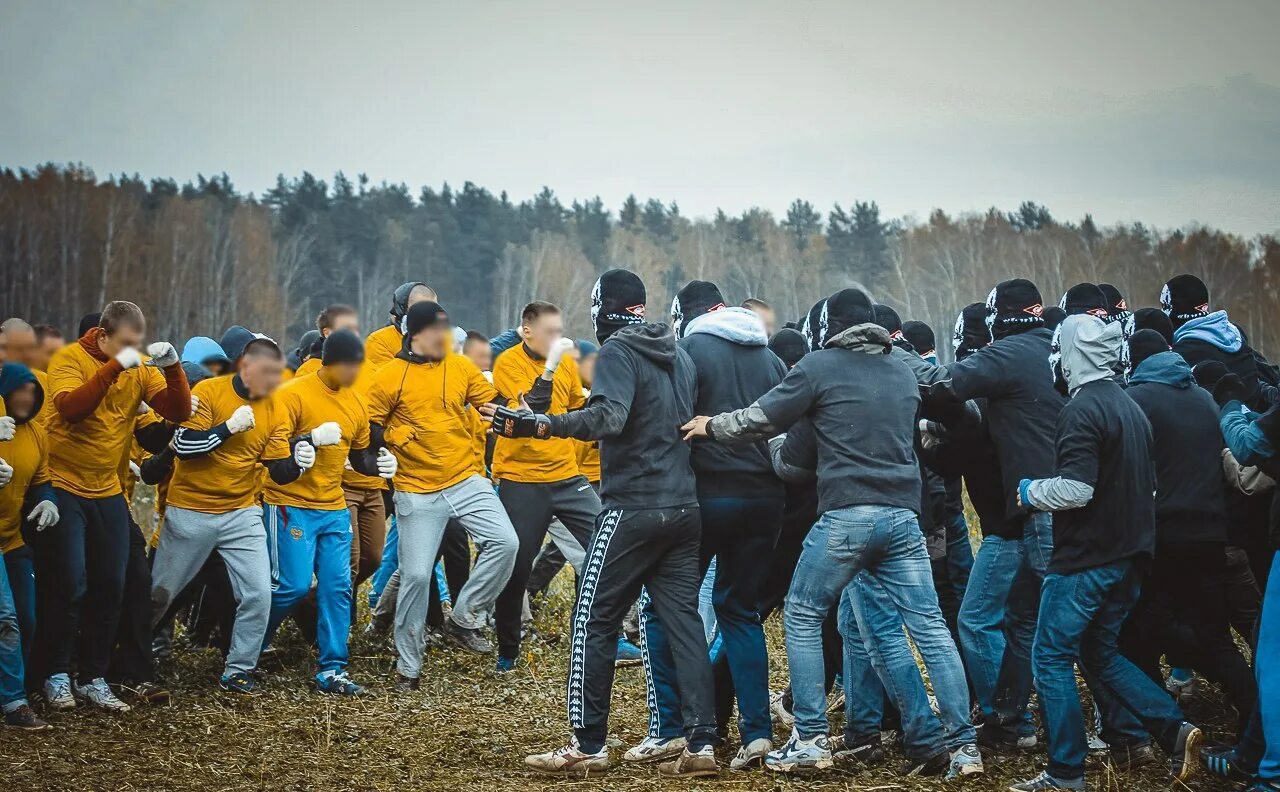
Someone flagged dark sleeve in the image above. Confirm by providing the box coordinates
[347,424,385,477]
[524,376,555,414]
[140,448,176,485]
[548,345,634,440]
[706,364,815,443]
[941,342,1014,402]
[1054,402,1101,487]
[171,424,233,460]
[772,417,818,482]
[22,481,57,513]
[263,456,304,485]
[134,420,177,454]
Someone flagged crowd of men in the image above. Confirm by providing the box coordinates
[0,269,1277,792]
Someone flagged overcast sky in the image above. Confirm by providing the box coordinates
[3,0,1278,234]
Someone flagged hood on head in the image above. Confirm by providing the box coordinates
[181,336,229,367]
[605,322,678,368]
[391,281,429,325]
[181,360,216,388]
[220,326,256,364]
[1058,314,1123,394]
[1128,350,1194,389]
[824,323,893,355]
[1173,310,1242,354]
[684,307,767,346]
[0,363,44,425]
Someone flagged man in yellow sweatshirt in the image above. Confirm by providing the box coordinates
[365,300,515,687]
[261,329,395,696]
[491,302,601,672]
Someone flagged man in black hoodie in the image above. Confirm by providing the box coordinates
[495,269,717,779]
[636,280,785,770]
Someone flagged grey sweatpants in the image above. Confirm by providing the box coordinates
[149,506,271,678]
[393,475,517,678]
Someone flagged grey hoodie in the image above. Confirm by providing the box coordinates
[707,323,922,515]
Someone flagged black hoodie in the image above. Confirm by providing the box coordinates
[548,322,698,510]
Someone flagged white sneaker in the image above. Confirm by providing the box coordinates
[947,744,985,779]
[623,735,686,763]
[43,674,75,711]
[769,689,795,726]
[765,731,833,773]
[74,677,132,713]
[524,741,609,777]
[730,737,773,771]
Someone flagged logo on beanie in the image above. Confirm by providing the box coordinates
[1115,299,1128,311]
[1085,308,1108,319]
[1023,303,1044,317]
[1196,303,1209,314]
[707,302,726,313]
[626,304,646,317]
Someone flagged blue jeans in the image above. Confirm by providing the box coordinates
[4,548,36,669]
[958,534,1023,723]
[1034,559,1186,781]
[0,551,26,708]
[263,505,353,673]
[784,505,974,745]
[837,575,885,743]
[945,511,974,601]
[641,496,782,744]
[369,514,398,609]
[1259,551,1280,780]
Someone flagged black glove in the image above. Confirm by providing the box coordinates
[1212,374,1247,409]
[492,406,552,439]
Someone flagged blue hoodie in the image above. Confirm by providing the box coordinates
[181,336,229,368]
[1128,349,1194,389]
[1173,310,1242,353]
[0,362,45,423]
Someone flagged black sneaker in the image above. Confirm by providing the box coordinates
[1108,741,1156,772]
[218,672,257,695]
[1201,745,1256,782]
[114,680,172,706]
[833,735,885,766]
[4,704,50,730]
[1170,722,1203,782]
[899,751,949,777]
[443,618,493,654]
[977,723,1025,756]
[393,673,420,693]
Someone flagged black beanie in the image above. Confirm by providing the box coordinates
[768,328,808,369]
[1161,274,1210,326]
[902,320,936,355]
[321,329,364,365]
[1192,360,1229,389]
[391,281,430,325]
[1098,284,1130,321]
[952,303,989,359]
[295,329,321,361]
[1058,283,1109,318]
[986,278,1044,339]
[872,304,903,338]
[822,288,875,346]
[798,299,826,351]
[1127,329,1170,372]
[1133,307,1174,345]
[404,300,450,339]
[670,280,726,339]
[591,269,646,343]
[78,313,102,338]
[1042,306,1068,332]
[220,325,257,364]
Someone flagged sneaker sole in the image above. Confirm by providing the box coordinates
[1175,728,1203,782]
[661,768,720,778]
[614,658,642,668]
[623,749,685,764]
[765,759,833,773]
[527,763,609,778]
[45,700,75,712]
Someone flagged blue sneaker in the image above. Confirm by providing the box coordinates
[765,731,832,773]
[315,671,367,697]
[495,656,517,674]
[219,672,257,695]
[1202,745,1256,782]
[614,637,642,667]
[1008,771,1084,790]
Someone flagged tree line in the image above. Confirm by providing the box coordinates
[2,164,1278,363]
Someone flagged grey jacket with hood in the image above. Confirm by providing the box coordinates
[681,307,786,497]
[706,323,921,516]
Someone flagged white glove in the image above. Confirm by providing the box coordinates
[190,394,200,415]
[0,416,14,441]
[226,405,256,434]
[0,458,11,488]
[482,370,494,384]
[294,440,316,470]
[376,447,398,479]
[128,460,142,479]
[27,500,59,531]
[545,337,576,375]
[310,421,343,447]
[145,341,179,368]
[115,347,143,369]
[137,402,151,416]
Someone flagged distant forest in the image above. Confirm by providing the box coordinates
[2,164,1278,362]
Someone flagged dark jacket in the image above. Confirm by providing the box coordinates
[920,397,1024,540]
[1173,311,1275,412]
[680,308,786,498]
[549,323,698,510]
[708,324,921,516]
[1126,351,1227,544]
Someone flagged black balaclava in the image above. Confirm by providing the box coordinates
[78,313,102,338]
[872,304,903,337]
[986,278,1045,340]
[1128,329,1170,373]
[1134,307,1174,345]
[1161,274,1210,328]
[404,300,450,338]
[902,320,936,357]
[391,281,430,327]
[295,329,321,362]
[1059,283,1109,318]
[670,280,726,339]
[953,303,989,361]
[591,269,647,344]
[321,329,365,366]
[1098,284,1130,323]
[768,328,808,369]
[1043,306,1068,332]
[822,288,875,347]
[798,299,826,352]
